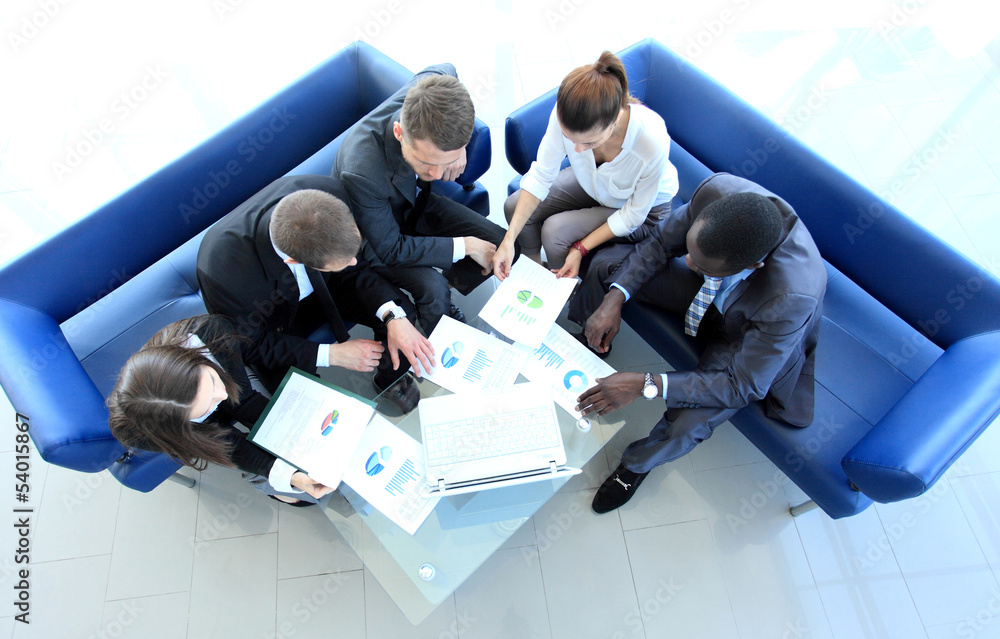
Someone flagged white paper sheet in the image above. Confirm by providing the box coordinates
[420,316,528,394]
[478,257,579,348]
[249,369,375,490]
[342,415,440,535]
[513,324,617,418]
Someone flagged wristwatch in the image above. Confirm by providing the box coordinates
[642,373,659,400]
[381,305,407,325]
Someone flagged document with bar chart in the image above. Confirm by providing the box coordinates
[420,316,528,394]
[342,414,440,535]
[479,256,579,348]
[513,323,617,418]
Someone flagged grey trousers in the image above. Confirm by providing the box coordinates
[505,168,669,269]
[568,243,739,474]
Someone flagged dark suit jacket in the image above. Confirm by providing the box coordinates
[333,63,459,270]
[613,173,826,426]
[196,174,403,375]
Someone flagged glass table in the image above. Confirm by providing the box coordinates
[320,366,627,624]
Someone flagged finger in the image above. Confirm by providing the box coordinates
[389,346,400,372]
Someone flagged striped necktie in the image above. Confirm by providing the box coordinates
[685,276,723,336]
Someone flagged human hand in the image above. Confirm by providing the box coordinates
[327,339,384,372]
[386,318,435,377]
[576,372,644,416]
[553,249,582,279]
[584,289,624,354]
[492,238,516,280]
[441,147,467,182]
[290,472,336,498]
[464,236,497,275]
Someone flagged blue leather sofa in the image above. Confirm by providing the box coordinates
[504,39,1000,518]
[0,42,492,492]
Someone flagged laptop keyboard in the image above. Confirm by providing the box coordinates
[423,408,559,466]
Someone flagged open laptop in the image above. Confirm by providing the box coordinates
[418,382,580,497]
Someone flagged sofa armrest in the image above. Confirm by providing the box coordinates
[842,332,1000,502]
[0,301,124,472]
[457,118,492,187]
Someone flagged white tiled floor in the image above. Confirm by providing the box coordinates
[2,1,1000,637]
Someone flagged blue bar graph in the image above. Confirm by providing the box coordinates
[534,344,564,369]
[462,349,493,383]
[385,458,419,497]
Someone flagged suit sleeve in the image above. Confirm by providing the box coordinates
[665,293,820,410]
[326,256,408,321]
[610,202,691,296]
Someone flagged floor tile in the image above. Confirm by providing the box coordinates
[874,481,1000,627]
[277,500,362,580]
[275,571,366,639]
[617,456,706,532]
[99,593,190,639]
[833,103,917,182]
[951,472,1000,575]
[105,478,199,600]
[187,533,277,639]
[697,462,833,639]
[31,465,120,563]
[363,569,459,639]
[625,521,739,639]
[455,547,552,639]
[193,467,279,542]
[926,617,1000,639]
[11,555,110,639]
[533,490,642,639]
[687,422,768,472]
[497,516,536,551]
[948,192,1000,268]
[947,415,1000,477]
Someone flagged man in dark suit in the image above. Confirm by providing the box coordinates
[569,173,826,513]
[333,63,511,332]
[196,174,435,412]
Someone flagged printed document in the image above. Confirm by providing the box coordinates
[513,324,617,418]
[249,368,375,490]
[342,414,440,535]
[420,316,527,394]
[479,256,578,348]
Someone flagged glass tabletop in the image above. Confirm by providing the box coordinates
[320,370,627,624]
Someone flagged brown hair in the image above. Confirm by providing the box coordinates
[557,51,637,133]
[107,316,242,470]
[270,189,361,270]
[401,75,475,151]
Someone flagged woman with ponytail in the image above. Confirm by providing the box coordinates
[108,315,333,506]
[493,51,679,279]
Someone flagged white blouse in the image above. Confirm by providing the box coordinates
[519,103,679,237]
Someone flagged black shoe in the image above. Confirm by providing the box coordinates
[572,331,611,360]
[592,463,649,514]
[448,304,467,324]
[373,373,419,415]
[269,495,315,507]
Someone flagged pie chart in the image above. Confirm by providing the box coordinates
[441,341,464,368]
[365,446,392,476]
[320,410,339,436]
[517,290,544,309]
[563,370,588,391]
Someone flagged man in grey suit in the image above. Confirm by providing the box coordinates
[334,64,511,333]
[569,173,826,513]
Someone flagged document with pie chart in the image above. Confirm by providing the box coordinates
[249,368,376,491]
[342,414,440,535]
[513,324,617,418]
[479,256,579,348]
[420,316,527,394]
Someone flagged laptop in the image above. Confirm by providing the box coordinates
[419,382,581,497]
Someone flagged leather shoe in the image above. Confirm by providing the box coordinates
[573,331,611,360]
[373,373,419,415]
[448,304,467,324]
[592,463,649,514]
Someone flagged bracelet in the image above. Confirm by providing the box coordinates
[571,241,588,257]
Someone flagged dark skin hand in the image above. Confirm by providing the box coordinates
[577,372,661,416]
[585,288,626,354]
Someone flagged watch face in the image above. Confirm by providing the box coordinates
[643,385,658,399]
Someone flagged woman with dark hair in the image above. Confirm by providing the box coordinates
[493,51,679,280]
[108,315,333,506]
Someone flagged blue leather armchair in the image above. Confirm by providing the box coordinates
[0,42,492,492]
[504,39,1000,518]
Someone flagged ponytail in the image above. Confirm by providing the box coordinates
[557,51,634,133]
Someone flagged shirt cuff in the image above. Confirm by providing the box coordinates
[610,282,631,303]
[269,459,305,494]
[452,237,466,263]
[606,211,634,238]
[660,374,669,400]
[316,345,331,368]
